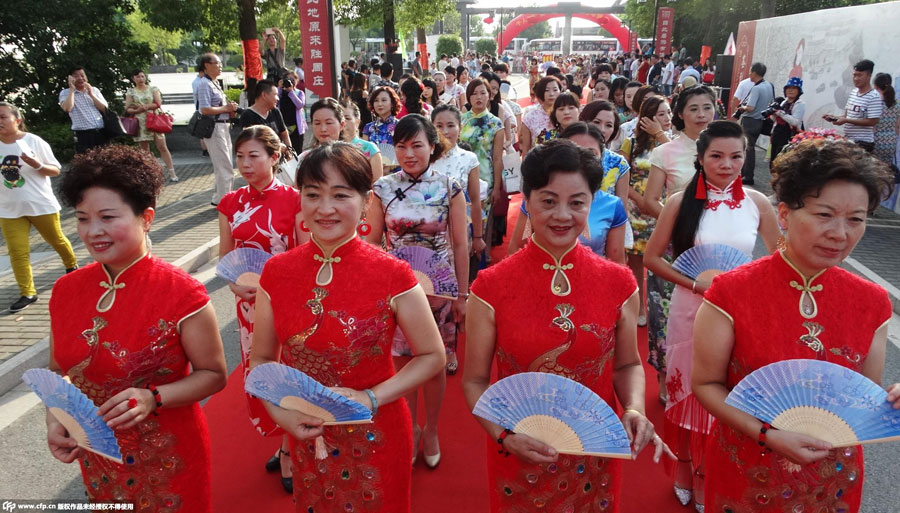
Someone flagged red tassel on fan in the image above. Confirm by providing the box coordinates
[695,173,708,200]
[732,176,745,202]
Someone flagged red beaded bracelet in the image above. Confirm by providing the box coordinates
[497,429,514,457]
[758,422,771,447]
[146,384,162,416]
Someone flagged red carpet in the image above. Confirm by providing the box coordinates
[203,195,687,512]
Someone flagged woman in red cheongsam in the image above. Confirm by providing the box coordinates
[218,125,306,491]
[47,145,227,511]
[693,140,900,513]
[462,140,673,513]
[249,142,445,513]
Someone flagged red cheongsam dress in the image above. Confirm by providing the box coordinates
[218,178,300,435]
[702,252,892,513]
[470,238,638,513]
[50,254,213,512]
[259,235,419,513]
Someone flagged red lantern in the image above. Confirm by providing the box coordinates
[484,16,493,24]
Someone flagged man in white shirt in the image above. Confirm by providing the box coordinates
[450,54,460,69]
[629,55,640,80]
[733,76,754,105]
[58,66,109,154]
[678,58,701,84]
[661,54,675,96]
[825,59,882,151]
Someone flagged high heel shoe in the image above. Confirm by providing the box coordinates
[673,458,692,506]
[423,427,441,469]
[265,448,288,472]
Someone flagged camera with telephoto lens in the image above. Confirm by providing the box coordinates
[282,78,294,89]
[760,97,787,118]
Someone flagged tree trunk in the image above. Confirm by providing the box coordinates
[760,0,776,19]
[703,1,721,46]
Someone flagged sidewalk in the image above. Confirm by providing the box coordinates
[0,152,235,392]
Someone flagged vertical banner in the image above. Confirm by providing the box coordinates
[655,7,674,56]
[729,20,757,115]
[629,31,638,54]
[298,0,338,99]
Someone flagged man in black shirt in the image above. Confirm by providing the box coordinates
[239,80,291,153]
[647,54,663,87]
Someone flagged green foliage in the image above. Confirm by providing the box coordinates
[256,0,304,60]
[442,10,461,35]
[469,15,486,37]
[623,0,890,59]
[136,0,239,49]
[126,11,184,66]
[436,34,463,57]
[225,88,242,103]
[518,21,553,42]
[0,0,152,124]
[396,0,456,35]
[29,122,75,163]
[474,38,497,56]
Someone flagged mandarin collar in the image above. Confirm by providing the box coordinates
[777,250,828,319]
[310,234,360,286]
[400,167,434,183]
[96,252,151,312]
[248,178,280,200]
[527,236,578,296]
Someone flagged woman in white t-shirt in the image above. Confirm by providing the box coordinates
[0,102,78,312]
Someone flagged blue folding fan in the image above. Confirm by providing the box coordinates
[389,246,459,299]
[216,248,272,287]
[725,359,900,447]
[473,372,632,459]
[22,368,123,463]
[672,243,751,282]
[245,363,373,425]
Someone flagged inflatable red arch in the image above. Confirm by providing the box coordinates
[497,13,634,52]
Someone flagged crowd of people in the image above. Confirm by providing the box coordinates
[4,26,896,513]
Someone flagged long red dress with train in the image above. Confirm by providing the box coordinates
[702,251,892,513]
[258,235,419,513]
[218,178,299,435]
[470,238,637,513]
[50,254,212,512]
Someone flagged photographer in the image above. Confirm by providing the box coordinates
[279,73,307,150]
[733,62,774,185]
[767,77,806,167]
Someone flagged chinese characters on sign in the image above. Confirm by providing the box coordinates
[298,0,336,98]
[655,7,674,57]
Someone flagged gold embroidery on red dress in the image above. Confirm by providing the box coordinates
[527,304,578,379]
[283,287,340,386]
[797,321,826,360]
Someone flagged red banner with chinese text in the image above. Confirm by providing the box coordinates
[729,20,757,115]
[655,7,674,56]
[298,0,337,99]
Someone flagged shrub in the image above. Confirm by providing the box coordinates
[30,122,76,164]
[474,38,497,56]
[225,88,242,104]
[436,35,463,59]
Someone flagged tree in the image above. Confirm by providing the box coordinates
[442,10,461,35]
[469,15,486,37]
[127,11,184,66]
[519,21,553,42]
[136,0,239,49]
[436,34,463,57]
[257,0,304,61]
[0,0,151,123]
[474,38,497,56]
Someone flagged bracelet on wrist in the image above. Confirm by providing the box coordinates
[145,384,162,416]
[691,280,697,293]
[363,388,378,416]
[758,421,772,446]
[497,428,514,457]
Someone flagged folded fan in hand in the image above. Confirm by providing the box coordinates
[389,246,458,299]
[725,359,900,447]
[377,143,397,167]
[216,248,272,287]
[473,372,632,459]
[245,363,372,424]
[22,368,123,463]
[672,243,751,282]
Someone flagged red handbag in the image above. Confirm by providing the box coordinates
[146,110,174,134]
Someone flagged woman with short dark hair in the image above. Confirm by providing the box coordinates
[48,145,227,511]
[363,86,402,173]
[519,76,563,155]
[693,139,897,513]
[463,139,672,513]
[249,141,445,513]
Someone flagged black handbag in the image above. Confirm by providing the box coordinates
[759,82,776,136]
[187,110,215,139]
[101,108,126,139]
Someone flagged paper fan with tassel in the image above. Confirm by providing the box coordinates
[473,372,632,459]
[725,359,900,447]
[389,246,458,299]
[216,248,272,287]
[22,368,124,463]
[245,363,372,425]
[672,243,751,282]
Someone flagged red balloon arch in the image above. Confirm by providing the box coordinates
[497,13,635,52]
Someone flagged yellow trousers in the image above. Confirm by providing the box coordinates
[0,213,78,297]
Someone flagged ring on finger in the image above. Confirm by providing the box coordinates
[127,398,138,409]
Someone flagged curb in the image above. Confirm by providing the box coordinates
[842,256,900,317]
[0,236,220,397]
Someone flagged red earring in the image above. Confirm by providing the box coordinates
[357,220,371,236]
[300,221,310,232]
[695,172,708,200]
[732,175,745,202]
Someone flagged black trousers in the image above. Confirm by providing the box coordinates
[74,129,108,154]
[288,128,304,152]
[769,123,793,168]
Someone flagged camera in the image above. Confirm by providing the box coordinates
[731,106,745,120]
[760,97,787,118]
[282,78,294,89]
